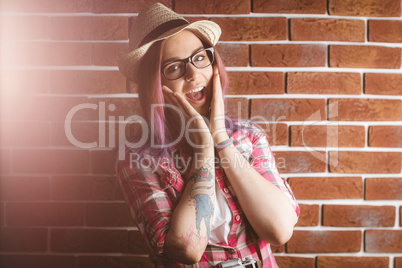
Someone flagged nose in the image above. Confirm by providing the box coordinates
[184,62,199,81]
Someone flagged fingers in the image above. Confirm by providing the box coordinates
[162,85,174,95]
[211,66,224,112]
[212,66,223,101]
[162,85,180,107]
[213,66,221,91]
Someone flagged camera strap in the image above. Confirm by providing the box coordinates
[247,221,263,268]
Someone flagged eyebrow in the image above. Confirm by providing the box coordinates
[162,46,205,66]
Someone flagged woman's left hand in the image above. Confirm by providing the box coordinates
[209,66,229,145]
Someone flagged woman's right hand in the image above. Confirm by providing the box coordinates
[162,85,213,151]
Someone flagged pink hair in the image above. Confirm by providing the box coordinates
[135,41,229,157]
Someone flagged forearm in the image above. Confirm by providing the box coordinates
[218,144,297,245]
[164,148,215,264]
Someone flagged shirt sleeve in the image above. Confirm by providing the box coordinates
[115,158,176,257]
[250,131,300,218]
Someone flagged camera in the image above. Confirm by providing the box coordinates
[214,257,259,268]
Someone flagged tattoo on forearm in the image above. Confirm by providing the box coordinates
[175,226,207,255]
[190,164,214,240]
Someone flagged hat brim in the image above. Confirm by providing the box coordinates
[118,20,221,82]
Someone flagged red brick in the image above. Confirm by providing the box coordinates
[296,204,319,226]
[273,151,326,173]
[253,0,326,14]
[330,45,401,69]
[86,202,135,227]
[0,255,76,268]
[365,178,402,200]
[290,125,365,147]
[322,205,395,227]
[288,177,362,199]
[94,42,129,66]
[365,73,402,95]
[1,95,94,122]
[49,70,126,94]
[328,98,401,121]
[329,151,401,173]
[215,43,249,67]
[0,150,11,174]
[287,72,361,94]
[93,0,171,13]
[392,257,402,268]
[49,16,128,40]
[291,19,364,42]
[251,45,325,67]
[77,255,153,268]
[369,126,402,147]
[225,98,249,119]
[250,99,326,122]
[5,42,92,66]
[0,228,48,251]
[211,17,287,41]
[1,176,50,201]
[7,202,84,226]
[12,149,89,174]
[257,123,287,146]
[91,150,117,175]
[287,230,361,253]
[271,245,284,253]
[128,80,138,93]
[1,121,50,147]
[128,230,151,254]
[0,202,4,226]
[1,16,49,40]
[51,122,101,147]
[317,256,389,268]
[401,207,402,227]
[328,0,401,17]
[51,229,128,252]
[369,20,402,43]
[175,0,250,14]
[51,175,124,201]
[51,121,126,149]
[227,72,284,95]
[54,96,103,121]
[89,97,142,119]
[365,230,402,253]
[275,256,315,268]
[2,0,91,12]
[1,69,50,94]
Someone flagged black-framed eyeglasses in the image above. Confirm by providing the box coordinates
[162,47,215,80]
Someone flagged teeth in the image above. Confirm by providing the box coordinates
[186,86,203,94]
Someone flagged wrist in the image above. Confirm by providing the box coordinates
[213,133,230,145]
[215,138,233,154]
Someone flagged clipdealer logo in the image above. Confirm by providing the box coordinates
[64,100,340,167]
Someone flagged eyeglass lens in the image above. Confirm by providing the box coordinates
[163,48,214,80]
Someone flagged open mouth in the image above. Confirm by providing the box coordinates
[185,86,206,104]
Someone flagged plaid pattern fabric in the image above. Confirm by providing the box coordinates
[116,124,300,267]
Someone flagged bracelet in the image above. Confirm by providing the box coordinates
[216,138,233,153]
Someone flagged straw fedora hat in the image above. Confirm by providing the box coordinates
[118,3,222,82]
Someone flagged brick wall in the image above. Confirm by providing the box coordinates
[1,0,402,267]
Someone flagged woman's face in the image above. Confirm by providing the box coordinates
[161,30,213,116]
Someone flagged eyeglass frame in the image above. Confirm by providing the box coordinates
[161,47,215,81]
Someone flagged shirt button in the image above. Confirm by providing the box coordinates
[235,215,241,221]
[223,188,229,193]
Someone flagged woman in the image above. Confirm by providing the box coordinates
[116,3,300,267]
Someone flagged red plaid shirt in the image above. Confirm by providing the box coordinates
[116,124,300,267]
